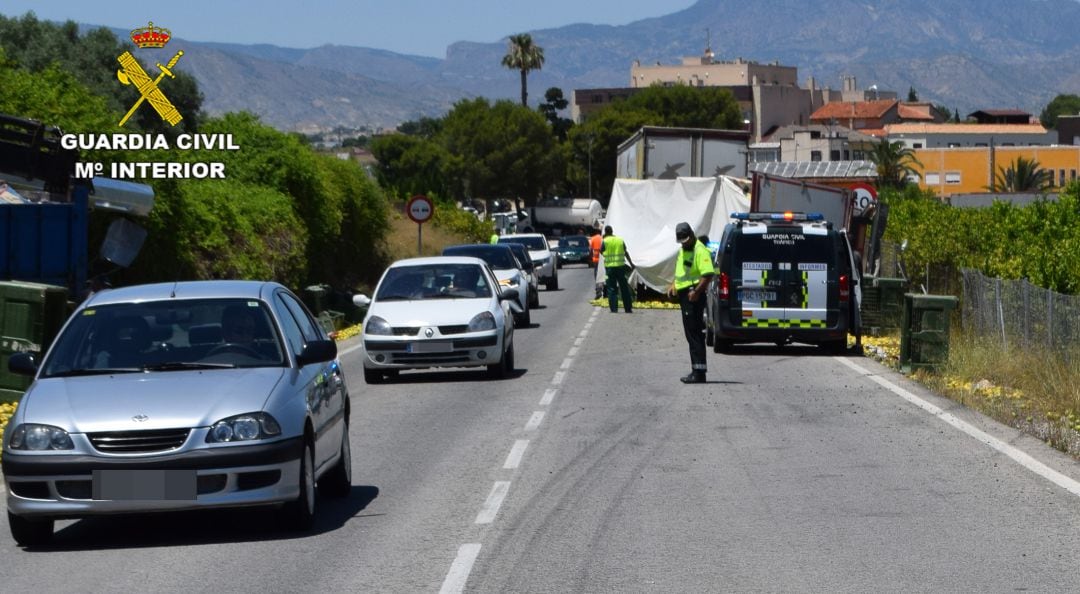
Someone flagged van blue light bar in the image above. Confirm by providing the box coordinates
[732,212,825,222]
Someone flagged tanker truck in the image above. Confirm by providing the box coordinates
[524,196,604,236]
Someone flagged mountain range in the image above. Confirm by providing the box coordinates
[116,0,1080,132]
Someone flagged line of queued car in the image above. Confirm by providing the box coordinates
[357,234,567,384]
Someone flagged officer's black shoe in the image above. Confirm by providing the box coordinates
[680,372,706,384]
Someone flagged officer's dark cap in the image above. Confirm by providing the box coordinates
[675,222,693,239]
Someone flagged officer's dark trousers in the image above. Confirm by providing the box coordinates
[606,265,633,312]
[678,288,707,374]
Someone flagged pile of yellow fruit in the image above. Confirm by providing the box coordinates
[588,298,681,310]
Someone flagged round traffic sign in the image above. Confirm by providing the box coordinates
[849,182,878,215]
[407,194,434,224]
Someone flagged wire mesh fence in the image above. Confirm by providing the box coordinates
[961,268,1080,357]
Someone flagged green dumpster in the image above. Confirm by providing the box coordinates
[899,293,959,373]
[860,276,908,335]
[0,281,70,404]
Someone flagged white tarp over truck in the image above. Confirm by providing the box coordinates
[600,176,750,292]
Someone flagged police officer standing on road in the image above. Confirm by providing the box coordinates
[668,222,715,384]
[600,225,635,313]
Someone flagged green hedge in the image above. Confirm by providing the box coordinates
[883,184,1080,295]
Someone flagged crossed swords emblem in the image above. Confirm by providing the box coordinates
[116,50,184,127]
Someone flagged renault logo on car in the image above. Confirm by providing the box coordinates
[132,414,149,422]
[425,328,434,338]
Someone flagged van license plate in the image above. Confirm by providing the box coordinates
[739,290,777,302]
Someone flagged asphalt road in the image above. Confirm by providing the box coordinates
[4,264,1080,593]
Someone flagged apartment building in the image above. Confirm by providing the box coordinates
[887,123,1057,149]
[914,145,1080,197]
[571,47,894,143]
[749,124,878,163]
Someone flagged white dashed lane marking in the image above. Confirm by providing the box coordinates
[475,481,511,524]
[503,440,530,470]
[524,411,545,431]
[539,388,557,406]
[439,543,482,594]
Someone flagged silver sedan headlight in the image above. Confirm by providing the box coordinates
[364,315,393,336]
[468,311,496,332]
[206,412,282,443]
[8,424,74,451]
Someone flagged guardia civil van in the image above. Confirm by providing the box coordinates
[705,212,861,353]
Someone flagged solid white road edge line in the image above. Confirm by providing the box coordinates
[439,543,482,594]
[835,357,1080,498]
[475,481,511,524]
[503,440,530,470]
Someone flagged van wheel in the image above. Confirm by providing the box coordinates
[547,276,559,291]
[705,327,715,347]
[8,512,53,547]
[821,340,847,355]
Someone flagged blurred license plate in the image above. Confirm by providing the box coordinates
[739,290,777,302]
[409,341,452,353]
[93,469,196,501]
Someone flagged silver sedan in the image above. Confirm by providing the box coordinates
[2,280,351,546]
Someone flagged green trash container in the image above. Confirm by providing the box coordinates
[0,281,70,404]
[875,277,907,330]
[899,293,959,373]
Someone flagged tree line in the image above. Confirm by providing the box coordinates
[0,13,390,291]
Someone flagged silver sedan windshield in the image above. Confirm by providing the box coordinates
[40,298,287,377]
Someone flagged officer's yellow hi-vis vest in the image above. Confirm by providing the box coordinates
[602,236,628,267]
[674,241,715,290]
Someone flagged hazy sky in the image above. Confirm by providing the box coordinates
[0,0,696,58]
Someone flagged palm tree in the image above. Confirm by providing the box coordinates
[501,33,545,107]
[990,156,1053,193]
[868,140,923,189]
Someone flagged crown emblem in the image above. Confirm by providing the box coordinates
[130,21,171,49]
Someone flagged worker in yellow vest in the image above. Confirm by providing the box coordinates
[600,225,635,313]
[668,222,715,384]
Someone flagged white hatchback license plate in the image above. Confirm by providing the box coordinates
[739,290,777,302]
[409,341,453,353]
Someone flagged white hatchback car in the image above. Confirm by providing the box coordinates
[360,257,517,383]
[499,233,558,290]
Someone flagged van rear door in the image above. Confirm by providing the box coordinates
[730,224,833,328]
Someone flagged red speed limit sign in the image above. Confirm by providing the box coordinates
[406,194,434,224]
[849,182,878,215]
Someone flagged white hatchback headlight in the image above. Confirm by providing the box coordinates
[468,311,496,331]
[364,315,392,336]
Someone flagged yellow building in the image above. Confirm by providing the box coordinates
[914,145,1080,197]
